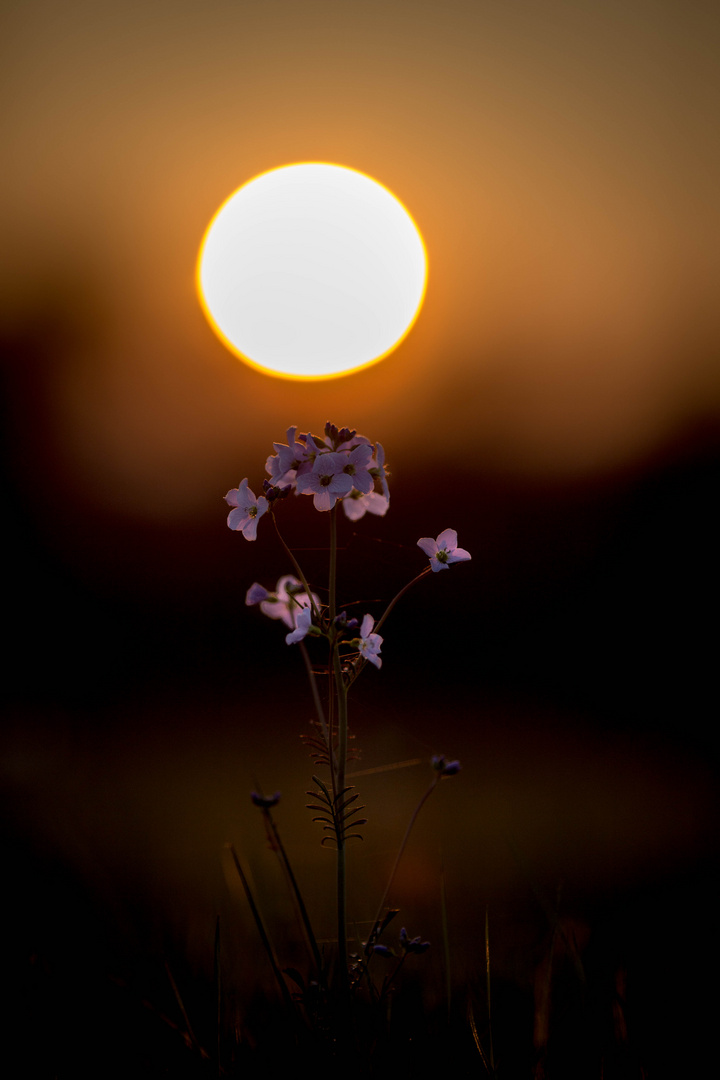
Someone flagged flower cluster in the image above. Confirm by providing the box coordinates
[229,425,470,672]
[226,422,389,536]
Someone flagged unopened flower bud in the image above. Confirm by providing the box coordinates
[250,791,281,808]
[431,755,461,777]
[371,944,394,958]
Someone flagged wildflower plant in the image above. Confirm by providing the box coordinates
[225,422,470,1050]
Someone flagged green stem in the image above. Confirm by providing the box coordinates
[329,505,349,991]
[328,504,338,622]
[299,641,333,769]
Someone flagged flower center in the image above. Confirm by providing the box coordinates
[436,548,448,562]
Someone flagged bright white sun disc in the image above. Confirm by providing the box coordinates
[197,163,427,379]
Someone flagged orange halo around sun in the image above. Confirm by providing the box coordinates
[196,162,428,380]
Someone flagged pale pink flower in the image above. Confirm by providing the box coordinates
[225,479,268,540]
[295,452,353,511]
[339,442,374,494]
[357,613,383,669]
[245,582,270,606]
[246,575,319,629]
[417,529,471,572]
[265,426,311,488]
[341,490,389,521]
[285,605,314,645]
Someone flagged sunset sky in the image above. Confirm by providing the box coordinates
[2,2,718,1072]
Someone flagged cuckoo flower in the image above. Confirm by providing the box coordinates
[265,426,311,489]
[417,529,471,572]
[339,442,374,494]
[285,605,314,645]
[357,613,383,669]
[296,452,353,511]
[371,442,390,502]
[225,479,268,540]
[341,490,389,522]
[246,575,319,629]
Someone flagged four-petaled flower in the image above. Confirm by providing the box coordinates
[340,442,375,494]
[417,528,471,572]
[295,452,353,512]
[225,479,268,540]
[357,614,383,669]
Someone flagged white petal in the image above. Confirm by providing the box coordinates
[436,528,458,551]
[417,537,438,557]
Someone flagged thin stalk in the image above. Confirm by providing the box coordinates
[485,904,495,1072]
[346,566,431,692]
[263,807,325,979]
[227,844,295,1011]
[214,916,221,1076]
[329,504,349,991]
[440,858,452,1023]
[374,566,431,636]
[299,640,333,765]
[271,510,321,620]
[367,776,440,952]
[328,504,338,622]
[379,953,407,1003]
[164,961,208,1060]
[334,643,349,986]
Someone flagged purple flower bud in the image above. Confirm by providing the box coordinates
[250,791,281,808]
[431,755,461,777]
[371,944,394,958]
[334,611,360,630]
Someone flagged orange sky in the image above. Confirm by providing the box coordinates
[2,0,718,525]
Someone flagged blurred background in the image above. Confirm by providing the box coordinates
[2,1,718,1075]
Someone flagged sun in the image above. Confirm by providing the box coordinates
[196,163,427,380]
